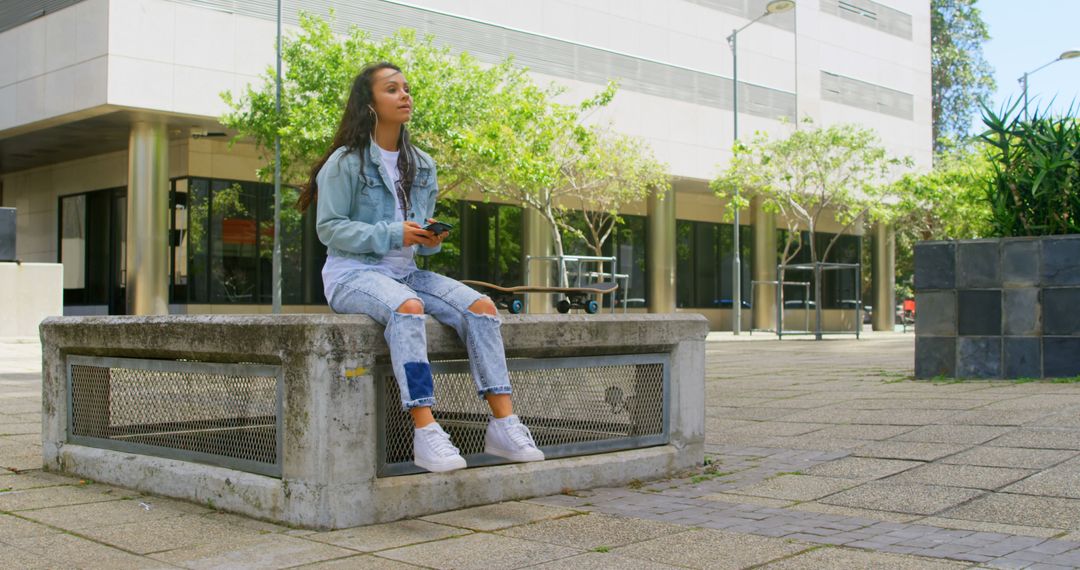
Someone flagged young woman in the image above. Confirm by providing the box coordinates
[297,62,544,473]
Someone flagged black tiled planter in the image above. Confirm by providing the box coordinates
[914,236,1080,379]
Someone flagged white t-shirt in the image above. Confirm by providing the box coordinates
[321,145,418,300]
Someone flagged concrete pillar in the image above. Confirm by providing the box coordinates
[647,189,676,313]
[751,196,777,331]
[871,223,896,331]
[126,122,169,315]
[522,206,553,313]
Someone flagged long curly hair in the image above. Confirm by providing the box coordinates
[296,62,419,212]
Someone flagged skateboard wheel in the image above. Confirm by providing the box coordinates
[557,299,572,314]
[509,299,524,314]
[585,300,599,314]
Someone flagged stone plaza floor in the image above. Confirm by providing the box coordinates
[4,331,1080,568]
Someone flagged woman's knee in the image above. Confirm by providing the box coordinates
[468,296,498,316]
[397,298,425,315]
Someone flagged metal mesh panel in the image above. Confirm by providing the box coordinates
[67,356,281,477]
[379,354,668,476]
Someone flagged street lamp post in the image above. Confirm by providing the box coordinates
[726,0,794,335]
[1018,49,1080,120]
[272,0,283,313]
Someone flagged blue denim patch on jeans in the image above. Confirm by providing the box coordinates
[327,268,514,409]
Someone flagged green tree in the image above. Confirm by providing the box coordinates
[565,127,669,258]
[890,146,993,297]
[222,13,665,284]
[711,120,910,338]
[932,0,996,153]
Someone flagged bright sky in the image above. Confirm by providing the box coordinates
[970,0,1080,134]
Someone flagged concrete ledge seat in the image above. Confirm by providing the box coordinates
[40,313,706,529]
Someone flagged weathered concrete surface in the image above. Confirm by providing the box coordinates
[39,313,707,529]
[13,334,1080,567]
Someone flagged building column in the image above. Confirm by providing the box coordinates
[647,189,676,313]
[522,206,553,313]
[126,122,169,315]
[871,222,896,331]
[751,196,777,331]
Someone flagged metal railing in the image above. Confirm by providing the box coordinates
[66,356,283,477]
[376,353,670,477]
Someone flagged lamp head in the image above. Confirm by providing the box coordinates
[766,0,796,14]
[1059,50,1080,61]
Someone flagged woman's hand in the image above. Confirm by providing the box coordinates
[403,221,439,247]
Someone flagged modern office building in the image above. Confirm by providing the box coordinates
[0,0,930,331]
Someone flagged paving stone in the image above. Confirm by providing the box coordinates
[75,513,268,555]
[982,394,1080,411]
[0,543,58,570]
[610,528,810,570]
[991,429,1080,451]
[808,425,918,441]
[920,517,1064,539]
[0,484,134,511]
[147,533,367,570]
[419,501,578,531]
[526,552,683,569]
[497,513,686,550]
[17,494,211,530]
[699,493,796,508]
[885,463,1036,490]
[943,493,1080,529]
[892,425,1012,445]
[724,475,858,502]
[942,446,1077,468]
[855,441,970,461]
[938,410,1051,426]
[820,482,985,515]
[303,518,471,553]
[377,532,581,570]
[296,555,422,569]
[1002,459,1080,499]
[0,512,61,539]
[6,533,169,569]
[804,457,923,480]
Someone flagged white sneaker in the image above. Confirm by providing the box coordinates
[413,422,467,473]
[485,415,545,462]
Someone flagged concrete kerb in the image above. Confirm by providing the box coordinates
[39,313,707,529]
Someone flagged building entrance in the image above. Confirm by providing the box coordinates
[59,187,126,315]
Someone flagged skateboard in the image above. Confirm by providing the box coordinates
[460,280,619,314]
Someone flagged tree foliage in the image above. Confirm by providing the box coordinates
[932,0,996,153]
[712,120,910,267]
[890,145,993,297]
[979,100,1080,236]
[711,120,909,337]
[221,13,668,274]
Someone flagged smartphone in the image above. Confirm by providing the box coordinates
[424,221,453,234]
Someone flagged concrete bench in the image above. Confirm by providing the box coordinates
[40,313,706,530]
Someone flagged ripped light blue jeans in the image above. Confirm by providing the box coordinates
[328,268,513,410]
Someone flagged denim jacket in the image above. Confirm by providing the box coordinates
[315,143,441,263]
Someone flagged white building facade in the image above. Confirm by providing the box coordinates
[0,0,930,330]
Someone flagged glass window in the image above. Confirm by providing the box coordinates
[613,214,647,308]
[777,231,863,309]
[676,220,751,309]
[60,194,86,291]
